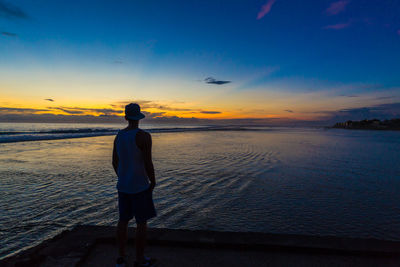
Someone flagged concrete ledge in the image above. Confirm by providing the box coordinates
[2,225,400,266]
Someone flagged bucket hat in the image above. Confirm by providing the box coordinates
[125,103,145,120]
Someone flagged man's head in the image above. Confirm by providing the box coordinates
[125,103,145,122]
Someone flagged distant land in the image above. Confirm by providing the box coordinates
[333,119,400,130]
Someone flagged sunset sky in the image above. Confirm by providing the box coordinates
[1,0,400,125]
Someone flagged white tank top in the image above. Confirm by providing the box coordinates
[115,128,150,194]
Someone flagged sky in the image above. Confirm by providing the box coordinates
[1,0,400,125]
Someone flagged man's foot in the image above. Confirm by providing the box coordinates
[116,256,127,267]
[134,256,158,267]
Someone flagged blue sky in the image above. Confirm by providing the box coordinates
[1,0,400,124]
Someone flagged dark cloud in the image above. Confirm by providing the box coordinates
[284,109,294,113]
[200,111,221,114]
[44,98,54,102]
[0,107,325,126]
[142,111,165,119]
[339,94,358,98]
[0,1,28,19]
[0,111,195,124]
[204,77,231,85]
[0,113,124,123]
[157,105,193,112]
[0,107,49,113]
[49,107,85,115]
[318,102,400,123]
[113,100,153,109]
[47,106,123,116]
[114,100,195,112]
[375,96,394,100]
[1,31,17,37]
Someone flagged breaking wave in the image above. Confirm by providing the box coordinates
[0,126,274,143]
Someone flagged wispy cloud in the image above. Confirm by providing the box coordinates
[339,94,358,98]
[1,31,17,37]
[114,100,222,116]
[200,111,221,114]
[47,106,123,116]
[284,109,294,113]
[48,107,84,115]
[156,105,193,112]
[204,77,231,85]
[323,22,351,30]
[0,0,28,19]
[0,107,49,113]
[142,111,165,119]
[325,0,350,16]
[114,100,195,112]
[376,96,394,100]
[44,98,54,102]
[257,0,277,20]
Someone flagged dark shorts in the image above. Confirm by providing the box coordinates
[118,188,157,224]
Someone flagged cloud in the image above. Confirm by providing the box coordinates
[115,100,197,112]
[0,103,222,124]
[375,96,394,100]
[156,105,193,112]
[0,107,50,114]
[49,107,85,115]
[339,94,358,97]
[0,0,28,19]
[0,111,324,126]
[114,100,222,116]
[204,77,231,85]
[325,0,350,16]
[317,102,400,123]
[44,98,54,102]
[284,109,294,113]
[47,106,123,116]
[0,113,123,123]
[257,0,277,20]
[112,100,154,109]
[200,111,221,114]
[0,105,124,116]
[323,22,351,30]
[142,111,165,119]
[1,31,17,37]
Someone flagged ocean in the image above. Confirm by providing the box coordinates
[1,122,400,259]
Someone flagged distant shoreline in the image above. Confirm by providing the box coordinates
[332,119,400,131]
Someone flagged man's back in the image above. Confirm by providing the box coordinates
[115,128,150,194]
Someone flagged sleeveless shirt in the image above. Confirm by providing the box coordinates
[115,128,150,194]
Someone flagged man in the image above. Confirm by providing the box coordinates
[112,103,157,267]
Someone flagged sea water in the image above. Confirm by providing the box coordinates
[1,123,400,259]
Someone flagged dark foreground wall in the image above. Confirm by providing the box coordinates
[2,225,400,266]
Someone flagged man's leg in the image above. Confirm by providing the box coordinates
[117,220,129,258]
[135,221,147,263]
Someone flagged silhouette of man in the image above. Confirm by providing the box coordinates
[113,103,157,267]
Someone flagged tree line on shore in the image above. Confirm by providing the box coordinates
[333,118,400,130]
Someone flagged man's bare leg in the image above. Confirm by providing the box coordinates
[117,220,129,258]
[136,222,147,263]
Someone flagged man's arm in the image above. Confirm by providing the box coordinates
[140,131,156,191]
[112,136,119,175]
